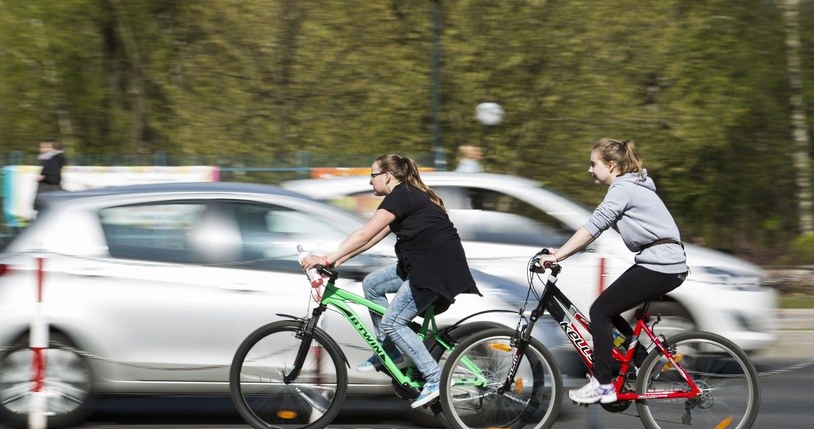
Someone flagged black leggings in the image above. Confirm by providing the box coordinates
[590,265,687,384]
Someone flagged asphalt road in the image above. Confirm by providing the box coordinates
[1,309,811,429]
[26,356,814,429]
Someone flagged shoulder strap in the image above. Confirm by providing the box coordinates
[637,238,684,253]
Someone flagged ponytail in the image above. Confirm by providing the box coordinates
[375,153,446,211]
[592,138,643,177]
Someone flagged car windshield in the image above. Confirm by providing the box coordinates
[325,185,574,248]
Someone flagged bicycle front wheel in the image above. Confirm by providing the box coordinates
[230,320,348,429]
[440,328,563,429]
[636,331,760,429]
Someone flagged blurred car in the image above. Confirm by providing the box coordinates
[0,182,572,428]
[284,172,778,353]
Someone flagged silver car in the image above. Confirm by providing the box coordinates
[0,182,568,427]
[284,172,778,353]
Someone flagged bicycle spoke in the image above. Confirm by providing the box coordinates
[636,332,760,429]
[440,329,563,429]
[230,321,347,429]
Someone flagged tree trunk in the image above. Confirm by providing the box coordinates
[109,0,146,150]
[31,19,75,150]
[782,0,813,234]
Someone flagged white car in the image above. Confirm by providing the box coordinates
[0,182,571,428]
[284,172,777,353]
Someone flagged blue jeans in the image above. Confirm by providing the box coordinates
[362,263,441,384]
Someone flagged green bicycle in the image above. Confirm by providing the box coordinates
[229,263,503,429]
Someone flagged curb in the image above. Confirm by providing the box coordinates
[764,308,814,359]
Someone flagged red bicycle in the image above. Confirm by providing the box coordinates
[438,251,760,429]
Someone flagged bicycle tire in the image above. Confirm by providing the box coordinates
[411,321,509,428]
[439,327,563,429]
[230,320,348,429]
[635,330,760,429]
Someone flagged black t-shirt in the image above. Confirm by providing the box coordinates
[379,183,479,304]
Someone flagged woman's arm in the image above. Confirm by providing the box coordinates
[331,226,392,267]
[301,208,395,269]
[538,227,596,265]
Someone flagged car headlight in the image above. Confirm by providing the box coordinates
[690,266,766,290]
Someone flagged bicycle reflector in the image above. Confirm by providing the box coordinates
[661,353,684,371]
[489,342,512,352]
[513,377,525,394]
[277,410,297,420]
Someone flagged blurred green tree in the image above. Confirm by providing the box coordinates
[0,0,812,262]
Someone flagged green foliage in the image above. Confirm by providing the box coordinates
[0,0,812,263]
[777,233,814,265]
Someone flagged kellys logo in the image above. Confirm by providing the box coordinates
[560,321,593,363]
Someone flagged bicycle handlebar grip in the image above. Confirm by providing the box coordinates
[530,248,559,273]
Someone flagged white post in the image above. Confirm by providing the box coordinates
[28,255,48,429]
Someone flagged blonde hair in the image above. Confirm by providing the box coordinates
[375,153,445,211]
[592,138,643,176]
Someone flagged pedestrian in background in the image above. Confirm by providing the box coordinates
[455,145,484,173]
[33,139,66,212]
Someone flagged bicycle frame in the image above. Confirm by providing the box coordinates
[523,266,703,401]
[288,268,452,389]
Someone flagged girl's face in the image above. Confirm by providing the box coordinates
[369,162,391,196]
[588,150,616,186]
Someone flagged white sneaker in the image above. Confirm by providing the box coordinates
[568,375,617,404]
[411,382,440,408]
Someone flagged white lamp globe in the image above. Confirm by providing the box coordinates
[475,102,504,126]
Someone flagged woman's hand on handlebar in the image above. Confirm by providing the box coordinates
[300,254,323,271]
[536,248,559,269]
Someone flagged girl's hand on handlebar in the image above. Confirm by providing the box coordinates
[300,254,323,271]
[536,248,559,268]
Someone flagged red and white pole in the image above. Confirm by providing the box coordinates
[29,255,48,429]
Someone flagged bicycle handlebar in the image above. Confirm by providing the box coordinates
[317,265,340,282]
[530,248,561,274]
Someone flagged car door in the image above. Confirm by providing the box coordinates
[87,199,285,384]
[90,197,380,386]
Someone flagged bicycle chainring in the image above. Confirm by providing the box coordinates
[601,400,632,413]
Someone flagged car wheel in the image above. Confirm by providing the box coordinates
[648,301,696,339]
[0,333,94,428]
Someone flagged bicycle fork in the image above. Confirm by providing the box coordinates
[497,336,531,395]
[283,305,327,384]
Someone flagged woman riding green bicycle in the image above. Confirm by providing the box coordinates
[300,153,480,409]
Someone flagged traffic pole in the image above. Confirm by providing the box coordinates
[28,255,48,429]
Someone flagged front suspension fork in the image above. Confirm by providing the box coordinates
[283,305,326,383]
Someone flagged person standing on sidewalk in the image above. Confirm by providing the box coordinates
[33,139,66,213]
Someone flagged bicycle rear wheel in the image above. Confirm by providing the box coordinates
[440,328,563,429]
[230,320,348,429]
[635,331,760,429]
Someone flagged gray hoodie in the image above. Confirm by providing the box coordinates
[583,170,688,274]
